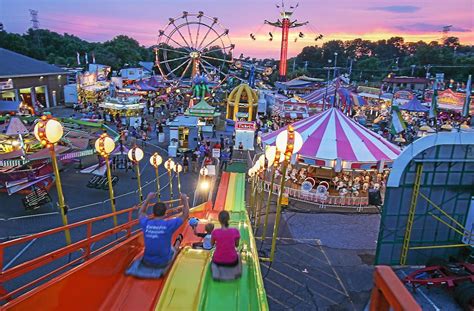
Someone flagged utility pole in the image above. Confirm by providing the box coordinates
[333,52,338,79]
[323,59,332,110]
[425,64,432,79]
[29,9,39,30]
[265,2,308,81]
[292,58,296,72]
[304,61,308,72]
[411,65,416,76]
[348,58,354,80]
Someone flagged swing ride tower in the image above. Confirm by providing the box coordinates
[265,7,307,81]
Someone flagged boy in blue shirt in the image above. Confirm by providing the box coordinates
[138,192,190,268]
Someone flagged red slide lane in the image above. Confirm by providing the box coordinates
[213,172,230,212]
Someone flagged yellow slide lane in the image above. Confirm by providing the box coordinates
[154,247,211,311]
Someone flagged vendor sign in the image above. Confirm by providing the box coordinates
[235,121,256,131]
[394,90,414,100]
[437,89,474,114]
[0,80,13,90]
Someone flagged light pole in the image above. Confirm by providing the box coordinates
[149,152,163,200]
[164,158,176,200]
[94,133,117,226]
[324,59,332,111]
[267,125,303,262]
[34,115,70,244]
[128,146,144,203]
[174,163,183,195]
[333,52,338,79]
[261,146,281,241]
[254,154,266,229]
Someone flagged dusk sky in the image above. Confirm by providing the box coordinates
[0,0,472,58]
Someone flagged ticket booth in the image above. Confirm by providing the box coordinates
[234,121,256,151]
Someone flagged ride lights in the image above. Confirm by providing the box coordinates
[34,115,64,148]
[265,146,277,167]
[258,154,266,168]
[200,167,209,176]
[173,163,183,173]
[94,133,115,157]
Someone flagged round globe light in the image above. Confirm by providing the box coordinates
[275,129,303,154]
[265,145,277,166]
[94,134,115,155]
[128,146,144,162]
[164,158,176,171]
[34,118,64,144]
[258,154,266,167]
[174,163,183,173]
[200,167,209,176]
[149,152,163,167]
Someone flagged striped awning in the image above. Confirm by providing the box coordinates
[262,108,401,166]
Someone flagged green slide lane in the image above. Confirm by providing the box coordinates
[198,173,268,311]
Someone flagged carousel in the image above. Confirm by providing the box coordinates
[262,107,401,207]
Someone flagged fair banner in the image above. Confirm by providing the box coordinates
[437,89,474,114]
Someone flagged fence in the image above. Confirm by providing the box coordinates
[263,180,370,212]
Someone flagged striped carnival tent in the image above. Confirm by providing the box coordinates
[262,107,401,170]
[301,85,336,103]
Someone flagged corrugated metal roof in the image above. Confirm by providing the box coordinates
[0,48,66,78]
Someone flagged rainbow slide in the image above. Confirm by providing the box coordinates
[3,173,268,311]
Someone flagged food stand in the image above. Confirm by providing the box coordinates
[184,99,220,134]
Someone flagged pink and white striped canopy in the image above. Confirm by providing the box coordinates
[301,85,336,103]
[262,108,401,165]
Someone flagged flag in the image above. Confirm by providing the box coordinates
[462,75,472,118]
[92,52,96,64]
[428,84,438,119]
[76,52,81,65]
[85,52,89,64]
[390,103,406,135]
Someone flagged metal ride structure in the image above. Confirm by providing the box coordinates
[155,11,235,83]
[264,2,308,81]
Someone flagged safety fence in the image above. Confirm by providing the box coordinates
[263,180,370,212]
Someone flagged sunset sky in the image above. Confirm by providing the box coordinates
[0,0,472,58]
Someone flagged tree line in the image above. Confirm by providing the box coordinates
[0,28,473,83]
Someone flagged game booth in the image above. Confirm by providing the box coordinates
[167,115,199,157]
[262,107,401,208]
[99,96,145,126]
[234,121,256,151]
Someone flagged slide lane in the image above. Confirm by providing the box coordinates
[213,172,230,212]
[154,248,210,311]
[198,173,269,311]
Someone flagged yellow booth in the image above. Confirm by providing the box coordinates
[226,84,259,121]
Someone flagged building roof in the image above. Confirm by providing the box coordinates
[0,48,66,78]
[382,76,430,84]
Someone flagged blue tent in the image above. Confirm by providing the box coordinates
[0,100,20,113]
[400,98,429,112]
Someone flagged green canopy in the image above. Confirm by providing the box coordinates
[185,99,220,117]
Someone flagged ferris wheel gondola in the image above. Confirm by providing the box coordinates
[155,12,235,83]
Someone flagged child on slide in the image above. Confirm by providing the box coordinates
[190,222,215,250]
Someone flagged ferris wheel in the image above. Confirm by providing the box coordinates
[155,11,235,82]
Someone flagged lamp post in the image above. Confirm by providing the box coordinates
[128,146,144,203]
[333,52,338,79]
[254,154,266,229]
[34,115,71,244]
[267,125,303,261]
[164,158,176,200]
[324,59,332,111]
[174,163,183,195]
[261,146,281,241]
[95,133,117,226]
[149,152,163,200]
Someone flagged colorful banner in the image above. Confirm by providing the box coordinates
[436,89,474,114]
[394,90,414,100]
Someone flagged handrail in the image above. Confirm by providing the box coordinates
[369,266,421,311]
[0,202,186,302]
